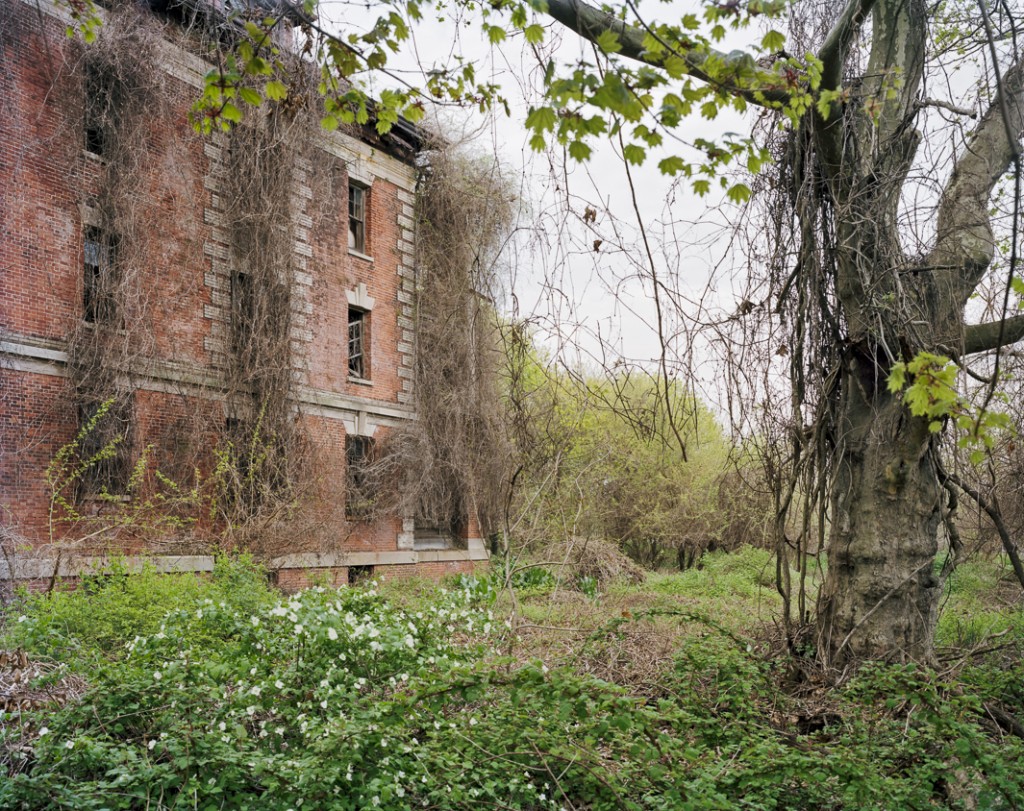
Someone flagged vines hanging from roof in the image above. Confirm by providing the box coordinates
[372,137,516,542]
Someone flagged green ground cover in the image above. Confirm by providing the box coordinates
[1,551,1022,810]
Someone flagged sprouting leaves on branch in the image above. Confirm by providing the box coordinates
[56,0,831,199]
[887,352,1014,463]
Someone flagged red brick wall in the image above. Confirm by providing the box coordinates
[0,1,455,575]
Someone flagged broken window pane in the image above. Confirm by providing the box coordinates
[77,395,133,498]
[348,184,367,254]
[348,307,367,379]
[83,228,119,325]
[345,435,375,518]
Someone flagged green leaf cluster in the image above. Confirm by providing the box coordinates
[887,352,1015,462]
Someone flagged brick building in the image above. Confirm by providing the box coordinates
[0,0,488,590]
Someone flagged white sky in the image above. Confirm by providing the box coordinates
[318,0,758,395]
[314,1,1022,422]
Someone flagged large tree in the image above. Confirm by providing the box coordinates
[520,0,1024,665]
[74,0,1023,663]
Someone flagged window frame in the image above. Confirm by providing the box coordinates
[348,182,369,256]
[230,269,255,353]
[348,306,369,380]
[76,395,134,500]
[345,434,376,519]
[83,227,120,326]
[83,62,109,158]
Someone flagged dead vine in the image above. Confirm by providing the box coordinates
[372,137,516,542]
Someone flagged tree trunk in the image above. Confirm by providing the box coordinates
[816,347,944,664]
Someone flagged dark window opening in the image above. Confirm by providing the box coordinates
[348,565,374,586]
[83,228,120,325]
[348,184,367,254]
[413,512,467,551]
[225,416,253,482]
[85,123,106,157]
[345,435,375,519]
[83,63,111,157]
[223,416,288,515]
[231,270,255,350]
[348,307,367,379]
[77,395,133,499]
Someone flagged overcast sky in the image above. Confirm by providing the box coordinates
[318,0,758,394]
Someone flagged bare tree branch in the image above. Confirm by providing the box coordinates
[818,0,876,92]
[813,0,875,178]
[541,0,790,104]
[963,313,1024,355]
[930,60,1024,297]
[942,471,1024,592]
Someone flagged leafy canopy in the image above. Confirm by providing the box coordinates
[61,0,823,204]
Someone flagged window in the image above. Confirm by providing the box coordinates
[348,307,368,379]
[83,228,119,325]
[85,119,106,156]
[223,416,289,516]
[348,565,374,586]
[224,416,253,481]
[77,396,133,499]
[83,62,110,157]
[231,270,255,351]
[345,435,376,519]
[348,183,367,254]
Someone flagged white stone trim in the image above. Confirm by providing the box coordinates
[0,555,216,581]
[346,282,376,311]
[0,335,415,428]
[0,547,488,581]
[270,547,489,569]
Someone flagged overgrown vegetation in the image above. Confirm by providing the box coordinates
[62,10,169,508]
[1,557,1022,809]
[371,137,516,541]
[211,74,323,540]
[500,356,771,573]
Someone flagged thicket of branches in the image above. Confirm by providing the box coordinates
[61,11,169,501]
[367,139,516,542]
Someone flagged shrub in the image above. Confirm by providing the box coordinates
[2,559,1021,810]
[2,555,274,668]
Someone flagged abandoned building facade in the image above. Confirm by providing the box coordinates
[0,0,488,589]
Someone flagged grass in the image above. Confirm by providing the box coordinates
[937,555,1024,648]
[1,548,1022,809]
